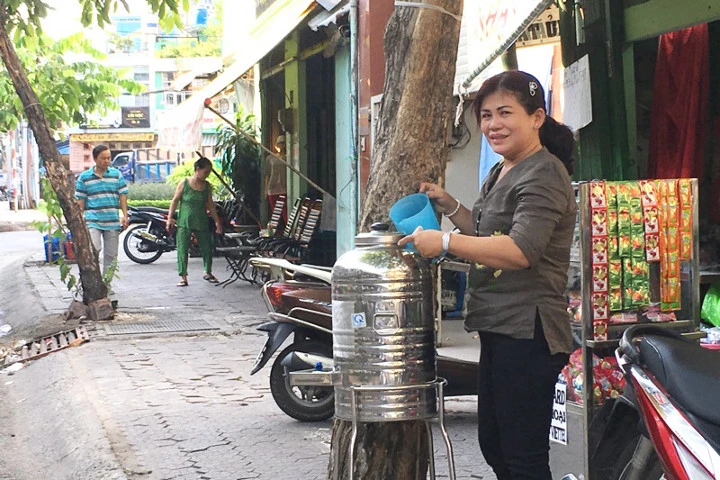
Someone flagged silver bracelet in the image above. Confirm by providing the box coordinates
[444,198,461,218]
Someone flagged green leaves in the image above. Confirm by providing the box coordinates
[215,109,263,219]
[1,1,186,36]
[0,32,141,133]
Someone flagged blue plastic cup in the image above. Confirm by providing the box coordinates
[389,193,441,235]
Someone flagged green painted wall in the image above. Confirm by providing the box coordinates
[334,45,355,257]
[283,32,308,207]
[625,0,720,42]
[560,0,635,181]
[154,72,164,111]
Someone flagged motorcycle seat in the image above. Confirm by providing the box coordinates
[639,335,720,426]
[131,206,168,215]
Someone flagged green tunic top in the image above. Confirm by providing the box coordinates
[177,179,209,230]
[466,148,576,355]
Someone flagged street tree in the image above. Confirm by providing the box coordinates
[0,0,184,317]
[328,2,463,479]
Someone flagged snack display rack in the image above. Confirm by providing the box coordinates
[550,179,703,480]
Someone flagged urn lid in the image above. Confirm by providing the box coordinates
[354,222,404,247]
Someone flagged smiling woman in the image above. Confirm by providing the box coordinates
[478,90,545,166]
[474,71,574,175]
[401,70,577,480]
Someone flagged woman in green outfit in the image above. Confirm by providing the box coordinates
[167,157,222,287]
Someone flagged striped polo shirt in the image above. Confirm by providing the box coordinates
[75,167,129,231]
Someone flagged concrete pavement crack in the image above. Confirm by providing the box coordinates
[184,441,231,454]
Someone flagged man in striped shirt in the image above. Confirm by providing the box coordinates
[75,145,129,276]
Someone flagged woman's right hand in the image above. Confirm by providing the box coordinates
[419,182,456,213]
[166,218,175,230]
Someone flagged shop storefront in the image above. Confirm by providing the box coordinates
[545,1,720,477]
[68,131,156,173]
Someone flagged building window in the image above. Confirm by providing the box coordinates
[161,72,175,92]
[134,72,150,83]
[162,90,191,108]
[133,95,150,107]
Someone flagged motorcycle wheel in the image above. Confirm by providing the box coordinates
[123,224,164,264]
[269,341,334,422]
[609,436,664,480]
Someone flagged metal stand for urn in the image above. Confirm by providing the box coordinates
[347,379,456,480]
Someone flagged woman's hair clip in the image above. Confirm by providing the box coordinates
[528,81,538,97]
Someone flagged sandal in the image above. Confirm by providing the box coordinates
[203,274,219,284]
[177,279,188,287]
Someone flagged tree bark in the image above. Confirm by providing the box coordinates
[358,1,463,230]
[328,2,463,479]
[0,8,107,305]
[328,419,430,480]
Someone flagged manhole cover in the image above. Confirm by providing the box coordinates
[104,319,219,335]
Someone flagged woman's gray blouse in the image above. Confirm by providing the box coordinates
[466,147,576,354]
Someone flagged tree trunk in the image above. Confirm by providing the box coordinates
[358,1,463,230]
[328,2,463,479]
[328,419,430,480]
[0,9,107,305]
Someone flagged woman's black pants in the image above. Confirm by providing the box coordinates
[477,319,568,480]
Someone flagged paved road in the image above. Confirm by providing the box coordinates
[0,222,495,480]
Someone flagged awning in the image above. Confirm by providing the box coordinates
[157,0,318,150]
[201,133,217,146]
[460,0,553,91]
[56,140,70,155]
[308,1,349,31]
[171,59,223,91]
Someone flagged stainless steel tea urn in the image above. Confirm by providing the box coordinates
[331,223,437,422]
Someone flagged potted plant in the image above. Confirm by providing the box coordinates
[214,108,262,226]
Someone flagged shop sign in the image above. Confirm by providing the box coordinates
[563,54,593,132]
[516,5,560,48]
[70,132,156,143]
[461,0,552,89]
[121,107,151,128]
[550,381,568,445]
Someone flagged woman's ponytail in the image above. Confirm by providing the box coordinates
[539,116,574,175]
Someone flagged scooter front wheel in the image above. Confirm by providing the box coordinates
[123,224,164,264]
[590,400,663,480]
[269,341,334,422]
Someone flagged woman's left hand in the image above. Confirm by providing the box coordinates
[398,228,444,258]
[215,221,223,234]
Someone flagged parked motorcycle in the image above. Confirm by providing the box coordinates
[123,206,176,264]
[249,257,478,422]
[573,324,720,480]
[123,201,239,264]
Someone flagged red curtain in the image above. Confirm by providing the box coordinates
[648,24,709,180]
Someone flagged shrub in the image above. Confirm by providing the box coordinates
[127,182,176,201]
[166,159,232,197]
[127,199,171,209]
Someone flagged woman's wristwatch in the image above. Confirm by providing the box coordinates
[441,231,452,255]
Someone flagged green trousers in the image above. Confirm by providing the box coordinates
[176,226,213,276]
